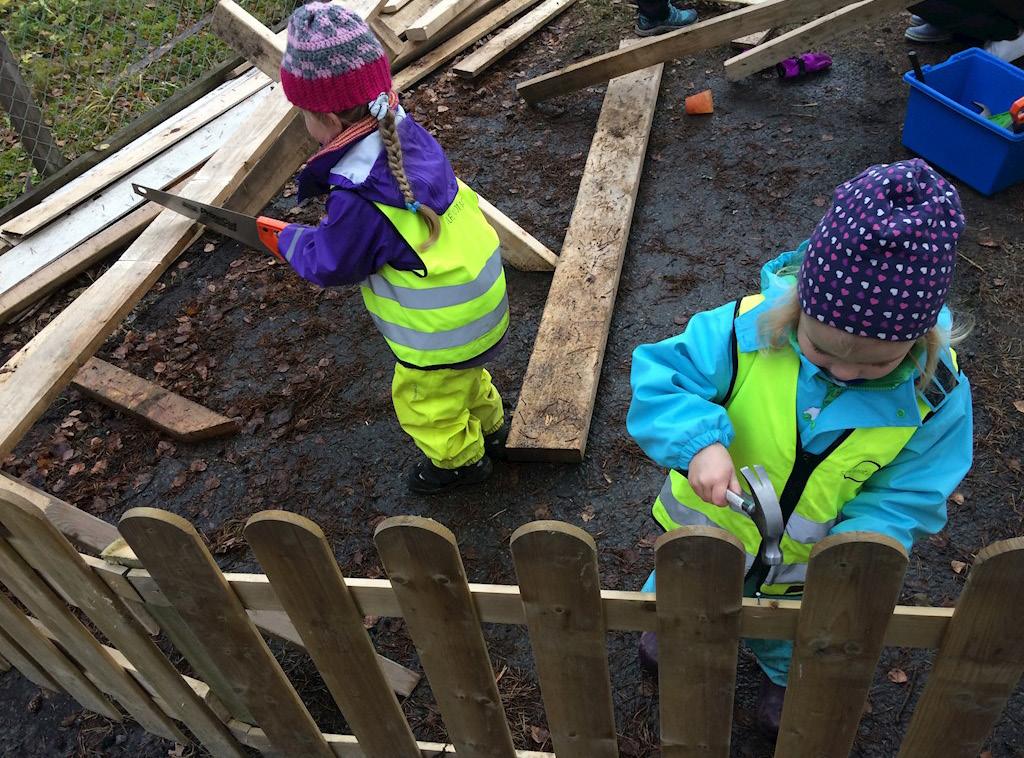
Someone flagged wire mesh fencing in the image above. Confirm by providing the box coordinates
[0,0,299,206]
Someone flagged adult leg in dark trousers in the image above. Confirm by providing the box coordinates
[911,0,1024,41]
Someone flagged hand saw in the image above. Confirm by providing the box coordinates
[133,183,288,259]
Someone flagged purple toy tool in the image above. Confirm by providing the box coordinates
[776,52,833,79]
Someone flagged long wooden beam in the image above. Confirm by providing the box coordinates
[516,0,876,103]
[506,45,661,461]
[724,0,912,80]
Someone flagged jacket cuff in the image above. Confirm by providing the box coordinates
[675,428,734,471]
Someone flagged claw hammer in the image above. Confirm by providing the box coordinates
[723,465,784,566]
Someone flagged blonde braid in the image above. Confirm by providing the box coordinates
[379,109,441,252]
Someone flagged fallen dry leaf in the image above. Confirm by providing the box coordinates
[190,459,208,473]
[1014,400,1024,414]
[529,725,550,745]
[949,491,965,506]
[951,560,968,574]
[580,505,595,522]
[813,195,828,207]
[887,668,909,684]
[977,238,999,248]
[362,615,381,629]
[68,463,85,476]
[203,243,216,253]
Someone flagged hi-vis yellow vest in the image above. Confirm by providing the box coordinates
[652,294,933,596]
[362,180,508,368]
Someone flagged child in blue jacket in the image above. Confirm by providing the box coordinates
[627,160,973,734]
[274,3,509,494]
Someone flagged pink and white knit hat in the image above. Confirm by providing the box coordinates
[280,2,392,113]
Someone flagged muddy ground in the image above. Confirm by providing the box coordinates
[2,2,1024,756]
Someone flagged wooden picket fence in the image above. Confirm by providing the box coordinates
[0,488,1022,758]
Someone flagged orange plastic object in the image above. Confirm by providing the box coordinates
[256,216,288,259]
[685,89,714,115]
[1011,96,1024,131]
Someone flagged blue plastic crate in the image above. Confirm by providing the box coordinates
[902,48,1024,196]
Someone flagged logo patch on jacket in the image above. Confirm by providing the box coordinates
[843,460,882,483]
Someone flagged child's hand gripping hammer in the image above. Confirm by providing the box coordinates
[724,465,785,566]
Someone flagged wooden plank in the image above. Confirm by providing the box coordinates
[212,1,284,79]
[506,50,662,461]
[0,647,8,672]
[0,473,116,554]
[0,539,181,739]
[0,625,59,691]
[510,521,617,757]
[392,0,546,90]
[0,196,167,326]
[655,527,745,758]
[453,0,577,79]
[0,591,102,702]
[387,0,438,36]
[119,507,334,758]
[516,0,875,103]
[374,516,516,758]
[0,83,301,462]
[382,0,413,13]
[724,0,911,81]
[247,609,421,698]
[78,554,162,636]
[776,534,908,755]
[0,68,270,239]
[0,78,271,300]
[898,537,1024,758]
[70,357,238,441]
[0,32,66,175]
[477,196,557,272]
[246,511,421,758]
[730,28,773,49]
[0,491,245,755]
[125,563,957,647]
[406,0,478,41]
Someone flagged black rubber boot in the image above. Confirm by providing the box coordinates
[407,455,493,495]
[638,631,659,676]
[484,426,508,460]
[755,673,786,736]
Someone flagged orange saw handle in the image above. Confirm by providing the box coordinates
[256,216,288,259]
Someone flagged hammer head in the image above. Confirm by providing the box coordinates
[738,465,784,566]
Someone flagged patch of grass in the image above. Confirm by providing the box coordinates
[0,0,295,206]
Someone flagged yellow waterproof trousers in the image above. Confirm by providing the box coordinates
[392,364,504,469]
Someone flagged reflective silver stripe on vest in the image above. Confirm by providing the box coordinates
[765,562,807,587]
[785,513,837,544]
[284,227,304,263]
[370,291,508,351]
[657,477,716,528]
[659,477,756,574]
[364,248,503,310]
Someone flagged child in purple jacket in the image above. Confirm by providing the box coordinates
[275,3,510,494]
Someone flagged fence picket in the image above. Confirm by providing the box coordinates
[0,588,114,714]
[776,533,908,755]
[509,521,618,758]
[119,507,334,757]
[0,492,244,757]
[374,516,516,758]
[0,539,181,739]
[898,537,1024,758]
[0,622,60,691]
[245,511,421,758]
[655,527,745,757]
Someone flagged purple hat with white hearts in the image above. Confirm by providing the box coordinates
[798,159,963,342]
